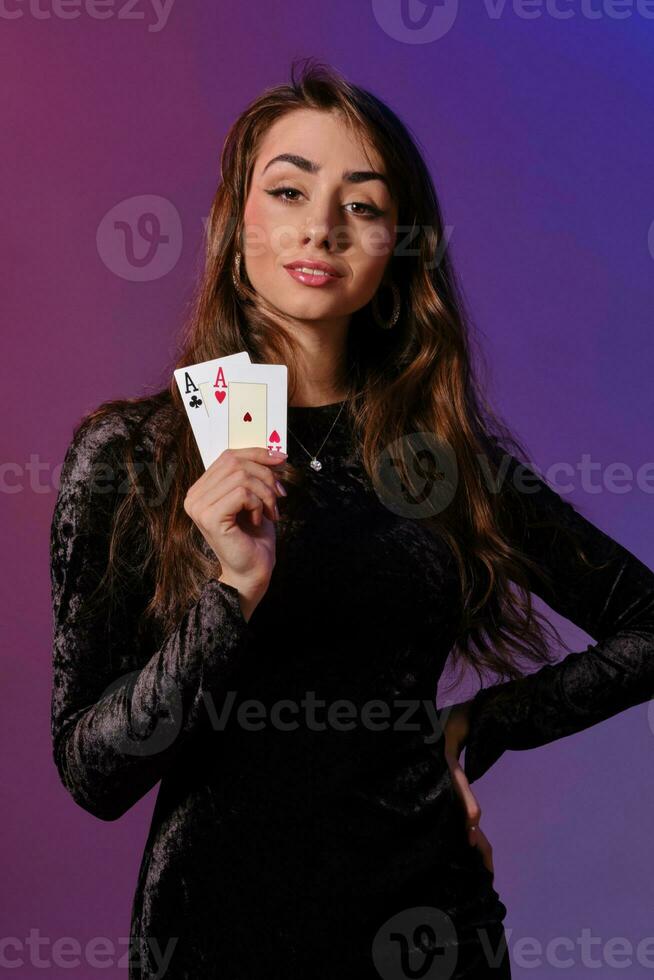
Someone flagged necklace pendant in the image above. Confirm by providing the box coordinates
[310,457,322,472]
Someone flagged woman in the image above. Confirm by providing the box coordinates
[50,60,654,979]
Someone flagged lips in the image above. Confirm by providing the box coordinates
[283,260,344,278]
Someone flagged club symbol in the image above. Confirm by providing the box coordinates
[189,395,203,409]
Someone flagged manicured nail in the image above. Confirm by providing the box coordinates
[268,448,287,456]
[274,503,280,520]
[275,480,287,496]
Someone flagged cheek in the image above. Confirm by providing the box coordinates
[243,196,296,266]
[243,197,267,251]
[349,229,394,292]
[243,196,259,226]
[243,198,277,274]
[354,220,395,262]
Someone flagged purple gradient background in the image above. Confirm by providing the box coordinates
[2,1,653,977]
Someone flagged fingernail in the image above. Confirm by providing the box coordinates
[275,480,287,496]
[274,503,280,520]
[268,448,287,456]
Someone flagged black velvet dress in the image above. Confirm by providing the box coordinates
[50,397,654,979]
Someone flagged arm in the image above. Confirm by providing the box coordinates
[50,412,250,820]
[463,446,654,784]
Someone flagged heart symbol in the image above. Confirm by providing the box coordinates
[269,429,280,443]
[215,390,226,404]
[243,412,252,422]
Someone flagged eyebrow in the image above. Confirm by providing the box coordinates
[261,153,390,190]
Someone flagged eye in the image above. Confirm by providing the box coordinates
[266,186,303,204]
[266,187,300,204]
[344,201,384,219]
[266,186,384,219]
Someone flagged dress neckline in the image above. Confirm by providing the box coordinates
[288,399,348,411]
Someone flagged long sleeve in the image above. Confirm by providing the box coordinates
[50,413,250,821]
[463,446,654,784]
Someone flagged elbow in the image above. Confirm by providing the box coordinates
[72,794,126,823]
[56,766,127,822]
[52,742,129,823]
[73,790,128,822]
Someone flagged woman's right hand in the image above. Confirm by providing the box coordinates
[441,700,494,876]
[184,446,288,601]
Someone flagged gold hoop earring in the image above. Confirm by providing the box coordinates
[232,249,248,300]
[371,281,400,330]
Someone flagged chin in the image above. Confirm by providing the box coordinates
[274,297,346,321]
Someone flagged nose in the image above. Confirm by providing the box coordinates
[301,197,347,251]
[303,223,332,250]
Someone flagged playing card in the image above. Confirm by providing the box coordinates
[174,352,251,468]
[211,361,288,461]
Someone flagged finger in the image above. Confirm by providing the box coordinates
[448,759,482,841]
[189,447,286,500]
[227,458,287,497]
[473,826,494,876]
[218,485,271,528]
[190,470,280,524]
[213,446,288,471]
[190,456,287,512]
[217,469,280,522]
[251,500,263,528]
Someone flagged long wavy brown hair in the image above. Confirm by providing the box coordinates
[72,58,605,691]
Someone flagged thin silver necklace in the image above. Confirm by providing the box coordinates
[287,399,348,472]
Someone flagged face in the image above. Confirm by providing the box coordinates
[240,108,399,324]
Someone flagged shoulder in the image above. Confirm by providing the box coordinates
[483,436,604,558]
[480,435,561,542]
[484,435,551,502]
[59,392,173,489]
[52,393,176,557]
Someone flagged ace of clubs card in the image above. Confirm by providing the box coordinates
[174,352,251,469]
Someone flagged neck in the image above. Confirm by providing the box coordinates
[283,314,351,408]
[253,298,353,406]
